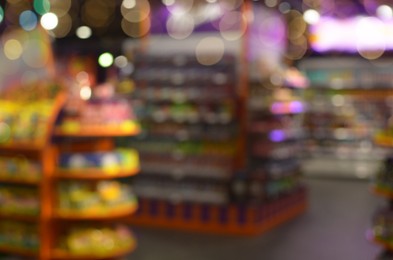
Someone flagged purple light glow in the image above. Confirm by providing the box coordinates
[290,100,304,113]
[269,129,286,142]
[310,16,393,52]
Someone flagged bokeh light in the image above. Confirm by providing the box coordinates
[302,0,320,10]
[121,17,150,38]
[51,13,72,38]
[98,52,114,68]
[219,11,245,41]
[279,2,291,13]
[40,12,58,30]
[195,37,225,66]
[121,0,150,23]
[76,26,92,39]
[19,10,38,31]
[22,39,50,68]
[82,0,115,29]
[288,16,307,40]
[303,9,320,24]
[49,0,72,18]
[123,0,136,9]
[5,1,31,25]
[265,0,278,8]
[0,6,4,23]
[34,0,50,15]
[356,17,386,59]
[286,37,308,60]
[114,56,128,68]
[377,5,393,20]
[4,39,23,60]
[76,71,90,84]
[167,14,195,40]
[219,0,243,12]
[80,86,92,100]
[120,63,134,76]
[167,0,194,16]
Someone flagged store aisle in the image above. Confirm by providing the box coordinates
[130,178,382,260]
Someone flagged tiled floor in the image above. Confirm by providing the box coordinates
[130,178,383,260]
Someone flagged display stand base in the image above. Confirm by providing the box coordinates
[127,187,307,236]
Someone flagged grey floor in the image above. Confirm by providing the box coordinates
[130,178,384,260]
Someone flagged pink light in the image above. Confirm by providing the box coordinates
[271,101,304,115]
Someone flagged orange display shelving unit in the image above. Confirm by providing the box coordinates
[50,124,141,259]
[0,92,66,260]
[0,89,141,259]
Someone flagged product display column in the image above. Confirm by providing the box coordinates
[0,81,65,259]
[245,72,307,205]
[50,83,140,259]
[126,53,244,233]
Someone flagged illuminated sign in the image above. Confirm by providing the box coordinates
[309,16,393,52]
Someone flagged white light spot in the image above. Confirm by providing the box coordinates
[303,9,320,25]
[76,26,92,39]
[377,5,393,20]
[122,0,136,9]
[80,86,92,100]
[40,12,58,30]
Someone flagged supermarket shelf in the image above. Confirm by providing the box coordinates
[51,241,136,260]
[128,188,307,236]
[0,245,38,258]
[0,176,40,185]
[0,142,44,154]
[371,185,393,199]
[54,203,138,220]
[54,124,140,137]
[302,158,379,180]
[0,212,39,222]
[55,168,139,180]
[309,88,393,97]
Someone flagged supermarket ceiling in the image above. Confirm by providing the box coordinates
[0,0,392,40]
